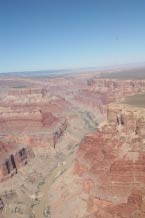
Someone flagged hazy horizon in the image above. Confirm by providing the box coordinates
[1,61,145,75]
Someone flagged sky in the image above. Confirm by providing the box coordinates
[0,0,145,73]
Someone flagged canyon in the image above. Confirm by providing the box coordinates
[0,69,145,218]
[74,103,145,218]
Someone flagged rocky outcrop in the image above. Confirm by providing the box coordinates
[107,104,145,136]
[74,79,145,114]
[0,107,61,133]
[88,79,145,93]
[75,103,145,218]
[0,87,70,140]
[8,88,47,96]
[0,146,34,182]
[1,118,68,150]
[0,198,4,213]
[53,120,68,148]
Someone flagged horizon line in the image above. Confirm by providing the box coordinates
[0,61,145,74]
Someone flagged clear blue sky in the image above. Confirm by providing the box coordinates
[0,0,145,72]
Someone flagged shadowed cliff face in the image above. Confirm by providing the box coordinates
[75,104,145,218]
[0,143,34,181]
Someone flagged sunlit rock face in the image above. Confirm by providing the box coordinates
[75,104,145,218]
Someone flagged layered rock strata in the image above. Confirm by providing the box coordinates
[75,104,145,218]
[75,79,145,114]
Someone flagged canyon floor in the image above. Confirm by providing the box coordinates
[0,68,145,218]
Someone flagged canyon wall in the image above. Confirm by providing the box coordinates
[0,87,70,185]
[75,79,145,114]
[75,103,145,218]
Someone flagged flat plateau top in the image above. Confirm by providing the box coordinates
[122,93,145,108]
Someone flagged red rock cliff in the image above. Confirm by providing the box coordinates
[75,103,145,218]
